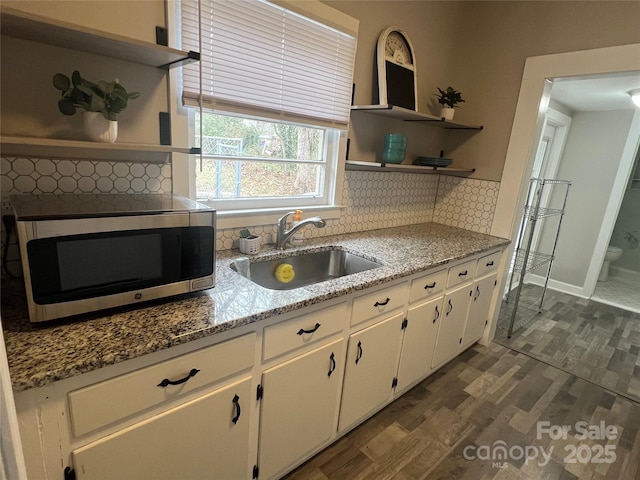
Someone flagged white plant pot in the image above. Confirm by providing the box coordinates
[82,111,118,143]
[440,107,455,121]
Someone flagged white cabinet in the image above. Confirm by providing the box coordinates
[15,249,506,480]
[446,259,476,289]
[68,333,255,437]
[262,303,346,361]
[72,376,252,480]
[339,312,404,432]
[396,296,444,393]
[351,282,409,327]
[258,338,345,480]
[65,334,256,480]
[431,283,472,369]
[409,269,447,303]
[462,273,497,348]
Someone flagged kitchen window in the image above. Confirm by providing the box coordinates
[178,0,358,213]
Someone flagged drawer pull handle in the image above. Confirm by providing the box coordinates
[486,261,494,267]
[424,282,437,290]
[474,286,481,301]
[434,305,440,323]
[157,368,200,388]
[355,341,363,365]
[458,270,468,277]
[297,323,321,335]
[374,298,390,307]
[232,394,241,424]
[328,352,336,377]
[446,299,453,316]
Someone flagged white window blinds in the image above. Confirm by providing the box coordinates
[181,0,358,128]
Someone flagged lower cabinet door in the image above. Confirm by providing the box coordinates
[338,312,404,432]
[72,376,252,480]
[462,273,497,348]
[396,296,444,392]
[431,284,471,369]
[258,338,345,480]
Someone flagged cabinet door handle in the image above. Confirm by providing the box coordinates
[232,394,241,424]
[486,261,494,267]
[458,270,468,277]
[424,282,436,290]
[434,305,440,324]
[328,352,336,377]
[374,297,390,307]
[297,323,321,335]
[474,286,481,301]
[355,341,363,365]
[157,368,200,388]
[446,299,453,316]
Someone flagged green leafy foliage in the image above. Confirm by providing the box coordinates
[52,70,140,121]
[434,86,465,108]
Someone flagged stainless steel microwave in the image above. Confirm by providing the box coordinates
[12,194,216,323]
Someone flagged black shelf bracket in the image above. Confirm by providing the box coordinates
[160,51,201,70]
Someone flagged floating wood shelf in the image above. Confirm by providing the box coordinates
[0,136,200,163]
[0,6,199,69]
[351,105,483,130]
[345,160,475,176]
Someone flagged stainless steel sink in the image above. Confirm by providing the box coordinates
[231,249,383,290]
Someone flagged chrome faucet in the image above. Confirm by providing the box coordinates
[275,211,326,250]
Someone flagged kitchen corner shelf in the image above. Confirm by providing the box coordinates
[0,136,201,163]
[0,6,199,69]
[345,160,475,176]
[351,105,483,130]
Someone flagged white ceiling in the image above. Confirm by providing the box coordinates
[550,71,640,112]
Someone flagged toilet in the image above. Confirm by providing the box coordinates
[598,245,623,282]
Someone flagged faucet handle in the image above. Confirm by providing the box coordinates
[278,211,297,225]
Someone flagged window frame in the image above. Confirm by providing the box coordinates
[168,0,355,223]
[187,108,343,212]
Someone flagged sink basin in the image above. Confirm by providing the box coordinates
[231,249,383,290]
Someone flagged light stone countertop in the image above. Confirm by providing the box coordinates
[1,222,510,392]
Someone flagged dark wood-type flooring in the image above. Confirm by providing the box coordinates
[495,284,640,402]
[283,287,640,479]
[283,342,640,480]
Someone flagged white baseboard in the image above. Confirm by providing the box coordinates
[524,274,590,299]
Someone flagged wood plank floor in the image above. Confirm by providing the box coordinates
[283,343,640,480]
[495,284,640,402]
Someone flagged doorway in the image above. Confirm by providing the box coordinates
[591,144,640,313]
[489,44,640,403]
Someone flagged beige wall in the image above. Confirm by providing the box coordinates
[1,1,164,44]
[5,0,637,179]
[327,1,640,181]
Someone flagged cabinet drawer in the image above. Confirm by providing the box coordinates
[476,250,501,277]
[446,259,476,288]
[69,333,256,437]
[351,282,409,326]
[72,376,253,480]
[263,302,347,361]
[409,269,447,303]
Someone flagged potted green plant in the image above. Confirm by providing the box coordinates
[434,86,464,121]
[52,70,139,143]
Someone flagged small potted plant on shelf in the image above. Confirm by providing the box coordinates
[52,70,140,143]
[434,86,464,121]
